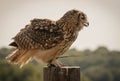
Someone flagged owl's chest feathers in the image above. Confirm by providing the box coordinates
[57,29,78,54]
[34,29,78,63]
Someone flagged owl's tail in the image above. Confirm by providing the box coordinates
[6,49,33,68]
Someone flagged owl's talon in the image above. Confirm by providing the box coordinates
[47,64,56,68]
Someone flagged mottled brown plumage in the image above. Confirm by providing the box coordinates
[6,9,89,68]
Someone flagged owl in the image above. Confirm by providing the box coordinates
[6,9,89,68]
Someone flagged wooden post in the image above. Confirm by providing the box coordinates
[44,66,80,81]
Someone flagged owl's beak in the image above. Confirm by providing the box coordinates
[84,22,89,27]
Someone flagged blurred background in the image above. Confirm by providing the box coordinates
[0,0,120,81]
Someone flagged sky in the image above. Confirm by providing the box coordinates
[0,0,120,50]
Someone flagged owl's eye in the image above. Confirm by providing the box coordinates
[80,14,85,20]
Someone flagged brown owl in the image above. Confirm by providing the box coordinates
[6,9,89,68]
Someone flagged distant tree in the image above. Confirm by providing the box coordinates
[94,46,109,54]
[0,47,12,59]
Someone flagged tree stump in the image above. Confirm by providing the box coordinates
[44,66,80,81]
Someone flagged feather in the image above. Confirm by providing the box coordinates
[6,49,33,68]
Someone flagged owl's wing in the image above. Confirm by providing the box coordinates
[11,19,64,50]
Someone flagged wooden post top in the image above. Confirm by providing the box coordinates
[44,66,80,81]
[44,66,80,69]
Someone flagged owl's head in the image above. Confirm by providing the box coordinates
[61,9,89,31]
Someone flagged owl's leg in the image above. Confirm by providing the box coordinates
[47,60,60,67]
[51,60,65,67]
[47,59,55,68]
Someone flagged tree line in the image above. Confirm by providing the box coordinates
[0,46,120,81]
